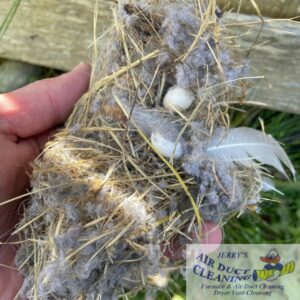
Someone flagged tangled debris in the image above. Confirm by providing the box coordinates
[15,0,294,299]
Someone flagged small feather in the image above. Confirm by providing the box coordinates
[207,127,296,179]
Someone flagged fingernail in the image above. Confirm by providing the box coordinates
[74,62,91,74]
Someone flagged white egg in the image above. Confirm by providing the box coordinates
[151,129,184,159]
[163,85,195,112]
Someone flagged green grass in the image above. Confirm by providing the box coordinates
[0,0,21,39]
[225,108,300,244]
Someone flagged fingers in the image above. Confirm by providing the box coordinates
[201,222,223,245]
[0,243,23,299]
[0,63,91,139]
[200,222,223,254]
[163,222,223,260]
[17,129,55,164]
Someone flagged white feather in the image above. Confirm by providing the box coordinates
[207,127,295,179]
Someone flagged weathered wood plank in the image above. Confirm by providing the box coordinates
[0,1,299,114]
[223,14,300,114]
[218,0,300,19]
[0,0,111,71]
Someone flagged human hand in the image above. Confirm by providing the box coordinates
[163,222,223,260]
[0,63,91,299]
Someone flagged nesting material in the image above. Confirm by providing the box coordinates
[15,0,294,299]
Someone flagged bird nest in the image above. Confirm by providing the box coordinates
[15,0,294,299]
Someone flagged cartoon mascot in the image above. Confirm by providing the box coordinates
[253,248,295,282]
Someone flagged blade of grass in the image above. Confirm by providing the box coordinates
[0,0,21,40]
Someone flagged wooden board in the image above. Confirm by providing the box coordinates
[224,14,300,114]
[218,0,300,19]
[0,0,111,71]
[0,1,300,114]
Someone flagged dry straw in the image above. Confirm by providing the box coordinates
[13,0,293,299]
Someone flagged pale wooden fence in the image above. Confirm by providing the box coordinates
[0,1,299,114]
